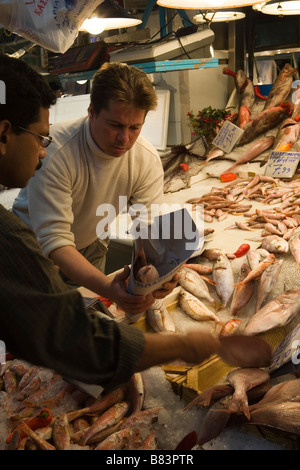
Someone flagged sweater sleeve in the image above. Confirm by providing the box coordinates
[27,153,76,257]
[0,208,145,392]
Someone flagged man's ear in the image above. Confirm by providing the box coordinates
[0,120,12,154]
[88,104,93,117]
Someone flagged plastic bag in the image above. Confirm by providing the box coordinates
[0,0,103,53]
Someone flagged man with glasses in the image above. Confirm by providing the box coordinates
[0,53,220,390]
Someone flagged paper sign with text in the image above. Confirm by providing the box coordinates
[264,150,300,178]
[212,121,244,153]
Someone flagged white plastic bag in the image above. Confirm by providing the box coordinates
[0,0,103,53]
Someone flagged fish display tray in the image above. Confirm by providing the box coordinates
[134,291,300,399]
[133,290,300,449]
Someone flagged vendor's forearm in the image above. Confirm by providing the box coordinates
[49,245,110,295]
[136,331,220,371]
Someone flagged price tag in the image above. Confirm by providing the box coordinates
[264,150,300,178]
[212,121,244,153]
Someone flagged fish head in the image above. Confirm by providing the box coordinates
[240,263,251,278]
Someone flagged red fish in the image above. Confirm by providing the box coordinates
[239,103,291,146]
[263,63,297,110]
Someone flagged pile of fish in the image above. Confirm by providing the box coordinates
[0,361,161,450]
[162,63,300,193]
[149,243,300,339]
[188,174,300,259]
[178,367,300,449]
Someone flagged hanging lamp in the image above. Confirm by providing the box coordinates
[157,0,264,10]
[80,0,142,35]
[193,10,246,21]
[253,0,300,15]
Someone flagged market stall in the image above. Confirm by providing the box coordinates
[1,0,300,453]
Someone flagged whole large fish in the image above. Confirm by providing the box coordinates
[226,368,270,420]
[238,102,291,147]
[244,287,300,335]
[225,135,275,174]
[230,263,254,316]
[263,63,297,110]
[255,259,283,312]
[178,267,215,304]
[212,253,234,307]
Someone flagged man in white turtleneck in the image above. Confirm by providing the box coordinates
[13,62,175,314]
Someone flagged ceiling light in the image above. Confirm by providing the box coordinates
[253,1,300,15]
[193,10,246,21]
[157,0,263,9]
[80,0,142,35]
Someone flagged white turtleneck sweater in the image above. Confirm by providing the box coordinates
[13,116,164,258]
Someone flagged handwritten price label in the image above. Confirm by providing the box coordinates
[212,121,244,153]
[264,150,300,178]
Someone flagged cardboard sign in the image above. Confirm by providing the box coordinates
[264,150,300,178]
[212,121,244,153]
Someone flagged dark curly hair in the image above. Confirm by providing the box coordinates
[0,53,56,132]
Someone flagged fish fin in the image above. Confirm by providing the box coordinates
[200,275,215,285]
[233,281,243,287]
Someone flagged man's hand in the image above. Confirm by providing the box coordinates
[106,265,154,314]
[152,273,180,299]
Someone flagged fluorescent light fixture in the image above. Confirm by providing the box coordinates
[80,0,142,35]
[157,0,263,9]
[193,10,246,21]
[253,1,300,15]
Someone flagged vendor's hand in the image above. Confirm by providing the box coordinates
[106,265,154,314]
[152,273,180,299]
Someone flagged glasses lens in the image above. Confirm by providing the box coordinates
[42,137,52,148]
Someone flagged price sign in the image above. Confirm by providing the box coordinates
[212,120,244,153]
[264,150,300,178]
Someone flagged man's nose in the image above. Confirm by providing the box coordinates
[39,147,47,159]
[117,129,129,143]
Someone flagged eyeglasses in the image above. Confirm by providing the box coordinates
[18,126,53,148]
